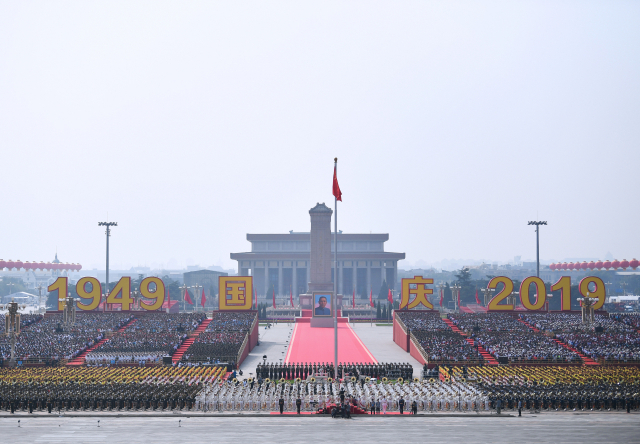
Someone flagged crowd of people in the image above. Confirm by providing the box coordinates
[613,314,640,330]
[0,313,132,362]
[521,313,635,334]
[0,366,226,413]
[448,313,580,364]
[255,362,414,381]
[180,312,256,364]
[469,364,640,412]
[396,312,484,364]
[449,313,531,333]
[0,313,42,334]
[396,312,449,331]
[474,331,580,363]
[87,313,207,364]
[412,331,484,363]
[2,365,638,414]
[519,313,640,363]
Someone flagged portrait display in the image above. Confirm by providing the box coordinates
[313,293,332,317]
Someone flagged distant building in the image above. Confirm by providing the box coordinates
[230,228,405,298]
[1,292,39,306]
[183,269,228,309]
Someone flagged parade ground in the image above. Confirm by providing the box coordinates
[1,414,638,444]
[240,323,424,379]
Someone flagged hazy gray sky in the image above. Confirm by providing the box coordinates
[1,1,639,271]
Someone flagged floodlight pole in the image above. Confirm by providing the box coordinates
[98,222,117,311]
[333,158,338,380]
[528,221,547,278]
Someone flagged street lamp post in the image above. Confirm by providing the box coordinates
[605,281,613,303]
[37,283,44,313]
[482,287,495,307]
[577,296,595,324]
[132,287,140,311]
[451,284,461,312]
[98,221,117,310]
[527,221,547,278]
[2,300,24,365]
[180,284,188,313]
[189,284,202,312]
[437,283,445,312]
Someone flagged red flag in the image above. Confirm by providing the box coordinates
[387,288,393,304]
[332,163,342,201]
[272,287,276,309]
[290,286,294,308]
[439,288,443,307]
[201,288,206,308]
[369,289,373,308]
[475,289,481,305]
[184,288,193,305]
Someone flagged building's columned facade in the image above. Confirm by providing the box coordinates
[230,232,405,299]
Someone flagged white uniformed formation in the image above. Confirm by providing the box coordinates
[194,380,490,412]
[85,353,162,365]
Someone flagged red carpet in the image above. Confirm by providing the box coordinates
[285,322,377,364]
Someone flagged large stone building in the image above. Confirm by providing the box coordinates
[230,203,405,299]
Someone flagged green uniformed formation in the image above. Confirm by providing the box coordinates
[256,362,413,381]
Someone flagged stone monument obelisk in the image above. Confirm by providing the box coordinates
[299,203,342,324]
[308,203,333,293]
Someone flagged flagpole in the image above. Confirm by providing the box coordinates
[333,157,338,380]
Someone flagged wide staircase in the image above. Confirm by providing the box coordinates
[443,318,499,365]
[171,318,212,364]
[67,318,136,366]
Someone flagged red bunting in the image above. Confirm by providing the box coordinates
[184,288,193,305]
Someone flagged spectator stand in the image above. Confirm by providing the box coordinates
[394,310,486,368]
[1,312,133,367]
[179,310,258,369]
[449,313,582,366]
[67,317,137,366]
[520,311,640,366]
[84,312,206,367]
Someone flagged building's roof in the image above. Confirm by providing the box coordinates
[309,203,332,214]
[183,269,228,276]
[231,252,406,261]
[246,233,389,242]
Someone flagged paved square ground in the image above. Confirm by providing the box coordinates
[1,413,638,444]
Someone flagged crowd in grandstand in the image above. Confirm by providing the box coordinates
[0,313,132,362]
[448,313,531,333]
[396,312,448,331]
[414,331,484,362]
[180,312,255,364]
[611,313,640,331]
[449,313,580,363]
[521,313,635,333]
[557,332,640,362]
[0,313,42,334]
[519,313,640,362]
[87,313,206,364]
[396,312,483,364]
